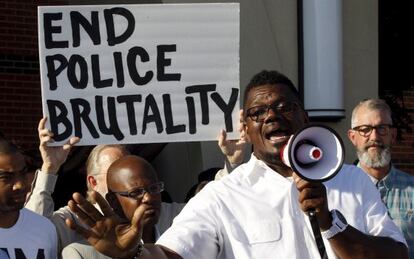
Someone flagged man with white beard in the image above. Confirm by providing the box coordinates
[348,98,414,258]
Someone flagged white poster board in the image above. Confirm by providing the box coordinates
[38,3,240,145]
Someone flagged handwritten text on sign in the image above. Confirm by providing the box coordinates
[38,4,240,145]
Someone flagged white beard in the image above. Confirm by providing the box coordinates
[357,145,391,168]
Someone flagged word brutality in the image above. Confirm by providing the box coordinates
[42,7,238,141]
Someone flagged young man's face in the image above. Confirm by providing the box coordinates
[244,84,308,165]
[0,152,29,214]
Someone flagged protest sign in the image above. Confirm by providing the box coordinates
[38,3,239,145]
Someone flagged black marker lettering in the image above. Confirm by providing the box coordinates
[117,94,142,135]
[185,96,196,134]
[70,11,101,47]
[163,94,185,134]
[43,13,68,49]
[67,55,88,89]
[104,8,135,46]
[47,100,72,141]
[185,84,216,125]
[46,54,68,90]
[142,94,163,134]
[70,98,99,138]
[91,55,113,88]
[157,44,181,81]
[127,46,153,85]
[211,88,239,132]
[95,96,124,140]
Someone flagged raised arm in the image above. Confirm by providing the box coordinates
[215,109,248,180]
[24,117,82,251]
[25,117,79,215]
[66,191,182,259]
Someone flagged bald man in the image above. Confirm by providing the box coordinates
[26,118,168,254]
[106,155,164,242]
[62,155,183,258]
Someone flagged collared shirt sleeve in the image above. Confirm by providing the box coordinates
[156,185,221,259]
[61,240,111,259]
[214,158,242,181]
[24,170,85,252]
[24,169,57,218]
[383,167,414,258]
[51,206,85,251]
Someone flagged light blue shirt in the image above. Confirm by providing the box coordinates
[366,165,414,258]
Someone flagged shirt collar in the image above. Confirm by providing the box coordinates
[245,154,293,185]
[357,161,395,189]
[381,165,398,189]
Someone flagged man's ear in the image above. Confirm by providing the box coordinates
[347,129,357,145]
[87,175,98,188]
[242,121,251,143]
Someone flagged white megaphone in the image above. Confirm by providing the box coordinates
[280,125,345,182]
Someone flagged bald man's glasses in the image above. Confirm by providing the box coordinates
[112,182,164,200]
[246,101,299,122]
[352,124,392,137]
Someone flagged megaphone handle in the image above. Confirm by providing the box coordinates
[308,209,328,259]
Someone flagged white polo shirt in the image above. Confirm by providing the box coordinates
[157,155,406,259]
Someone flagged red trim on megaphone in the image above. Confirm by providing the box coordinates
[312,149,321,159]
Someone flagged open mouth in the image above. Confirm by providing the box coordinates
[13,194,27,203]
[265,128,291,144]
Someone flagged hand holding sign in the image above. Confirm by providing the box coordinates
[38,117,80,174]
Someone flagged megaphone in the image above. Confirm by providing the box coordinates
[281,124,344,183]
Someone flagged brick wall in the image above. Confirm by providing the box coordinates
[0,0,68,152]
[392,89,414,175]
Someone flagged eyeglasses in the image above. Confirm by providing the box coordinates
[111,182,164,200]
[246,101,300,122]
[352,124,393,137]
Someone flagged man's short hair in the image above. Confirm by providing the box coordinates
[86,144,129,177]
[351,99,393,128]
[0,137,19,156]
[243,70,301,111]
[85,144,130,200]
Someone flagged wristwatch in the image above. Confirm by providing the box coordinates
[321,209,348,239]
